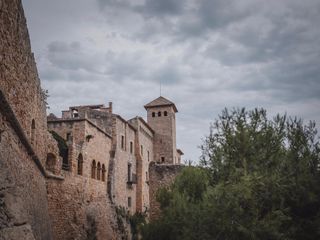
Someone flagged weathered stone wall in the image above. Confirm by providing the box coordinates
[148,163,184,221]
[0,0,49,165]
[0,108,52,240]
[46,174,119,240]
[111,116,137,213]
[146,106,176,164]
[46,118,121,239]
[129,117,154,214]
[0,0,53,239]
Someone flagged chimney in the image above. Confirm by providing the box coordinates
[108,102,113,113]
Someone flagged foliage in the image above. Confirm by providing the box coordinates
[129,211,147,240]
[141,108,320,240]
[40,88,50,109]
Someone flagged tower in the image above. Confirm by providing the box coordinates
[144,96,178,164]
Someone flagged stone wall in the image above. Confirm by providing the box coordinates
[146,106,177,164]
[148,163,184,221]
[0,0,49,165]
[0,0,53,239]
[111,116,137,213]
[129,117,154,214]
[46,174,119,240]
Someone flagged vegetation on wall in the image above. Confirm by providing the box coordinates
[141,108,320,240]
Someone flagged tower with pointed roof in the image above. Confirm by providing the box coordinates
[144,96,181,164]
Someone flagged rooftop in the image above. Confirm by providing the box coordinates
[144,96,178,112]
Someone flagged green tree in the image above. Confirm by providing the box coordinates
[142,108,320,240]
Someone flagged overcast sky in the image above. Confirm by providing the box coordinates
[23,0,320,162]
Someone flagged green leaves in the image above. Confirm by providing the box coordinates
[142,108,320,240]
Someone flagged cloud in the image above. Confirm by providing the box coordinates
[23,0,320,162]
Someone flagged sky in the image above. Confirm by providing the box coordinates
[23,0,320,163]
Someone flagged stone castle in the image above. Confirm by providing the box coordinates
[0,1,184,239]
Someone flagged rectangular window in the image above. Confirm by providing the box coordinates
[130,141,133,154]
[146,171,148,181]
[121,135,124,149]
[141,145,143,156]
[161,157,165,163]
[128,163,132,182]
[147,151,150,161]
[66,132,72,142]
[128,197,132,207]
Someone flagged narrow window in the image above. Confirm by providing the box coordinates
[77,154,83,175]
[158,111,161,117]
[164,111,168,116]
[128,197,132,207]
[97,162,101,180]
[140,145,143,156]
[121,135,124,149]
[161,157,165,163]
[152,112,155,117]
[31,119,35,144]
[147,151,150,161]
[66,132,72,142]
[102,164,106,182]
[146,171,148,181]
[91,160,96,179]
[130,141,133,154]
[128,163,132,182]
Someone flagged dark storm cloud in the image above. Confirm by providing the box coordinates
[23,0,320,162]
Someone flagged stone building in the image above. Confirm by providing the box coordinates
[0,0,184,239]
[47,95,183,220]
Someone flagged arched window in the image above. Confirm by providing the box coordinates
[31,119,35,144]
[152,112,155,117]
[102,164,106,182]
[77,154,83,175]
[97,162,101,180]
[164,111,168,116]
[91,160,96,179]
[46,153,56,173]
[158,111,161,117]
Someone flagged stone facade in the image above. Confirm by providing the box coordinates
[0,0,184,239]
[0,0,53,239]
[148,163,184,221]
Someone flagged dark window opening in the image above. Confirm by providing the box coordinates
[130,141,133,154]
[97,162,101,180]
[72,109,79,118]
[128,197,132,207]
[121,135,125,149]
[128,163,132,182]
[147,151,150,161]
[66,132,72,142]
[91,160,96,179]
[158,111,161,117]
[161,157,165,163]
[164,111,168,116]
[141,145,143,155]
[31,119,35,144]
[102,164,106,181]
[77,154,83,175]
[152,112,155,117]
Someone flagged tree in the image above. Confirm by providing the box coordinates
[142,108,320,240]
